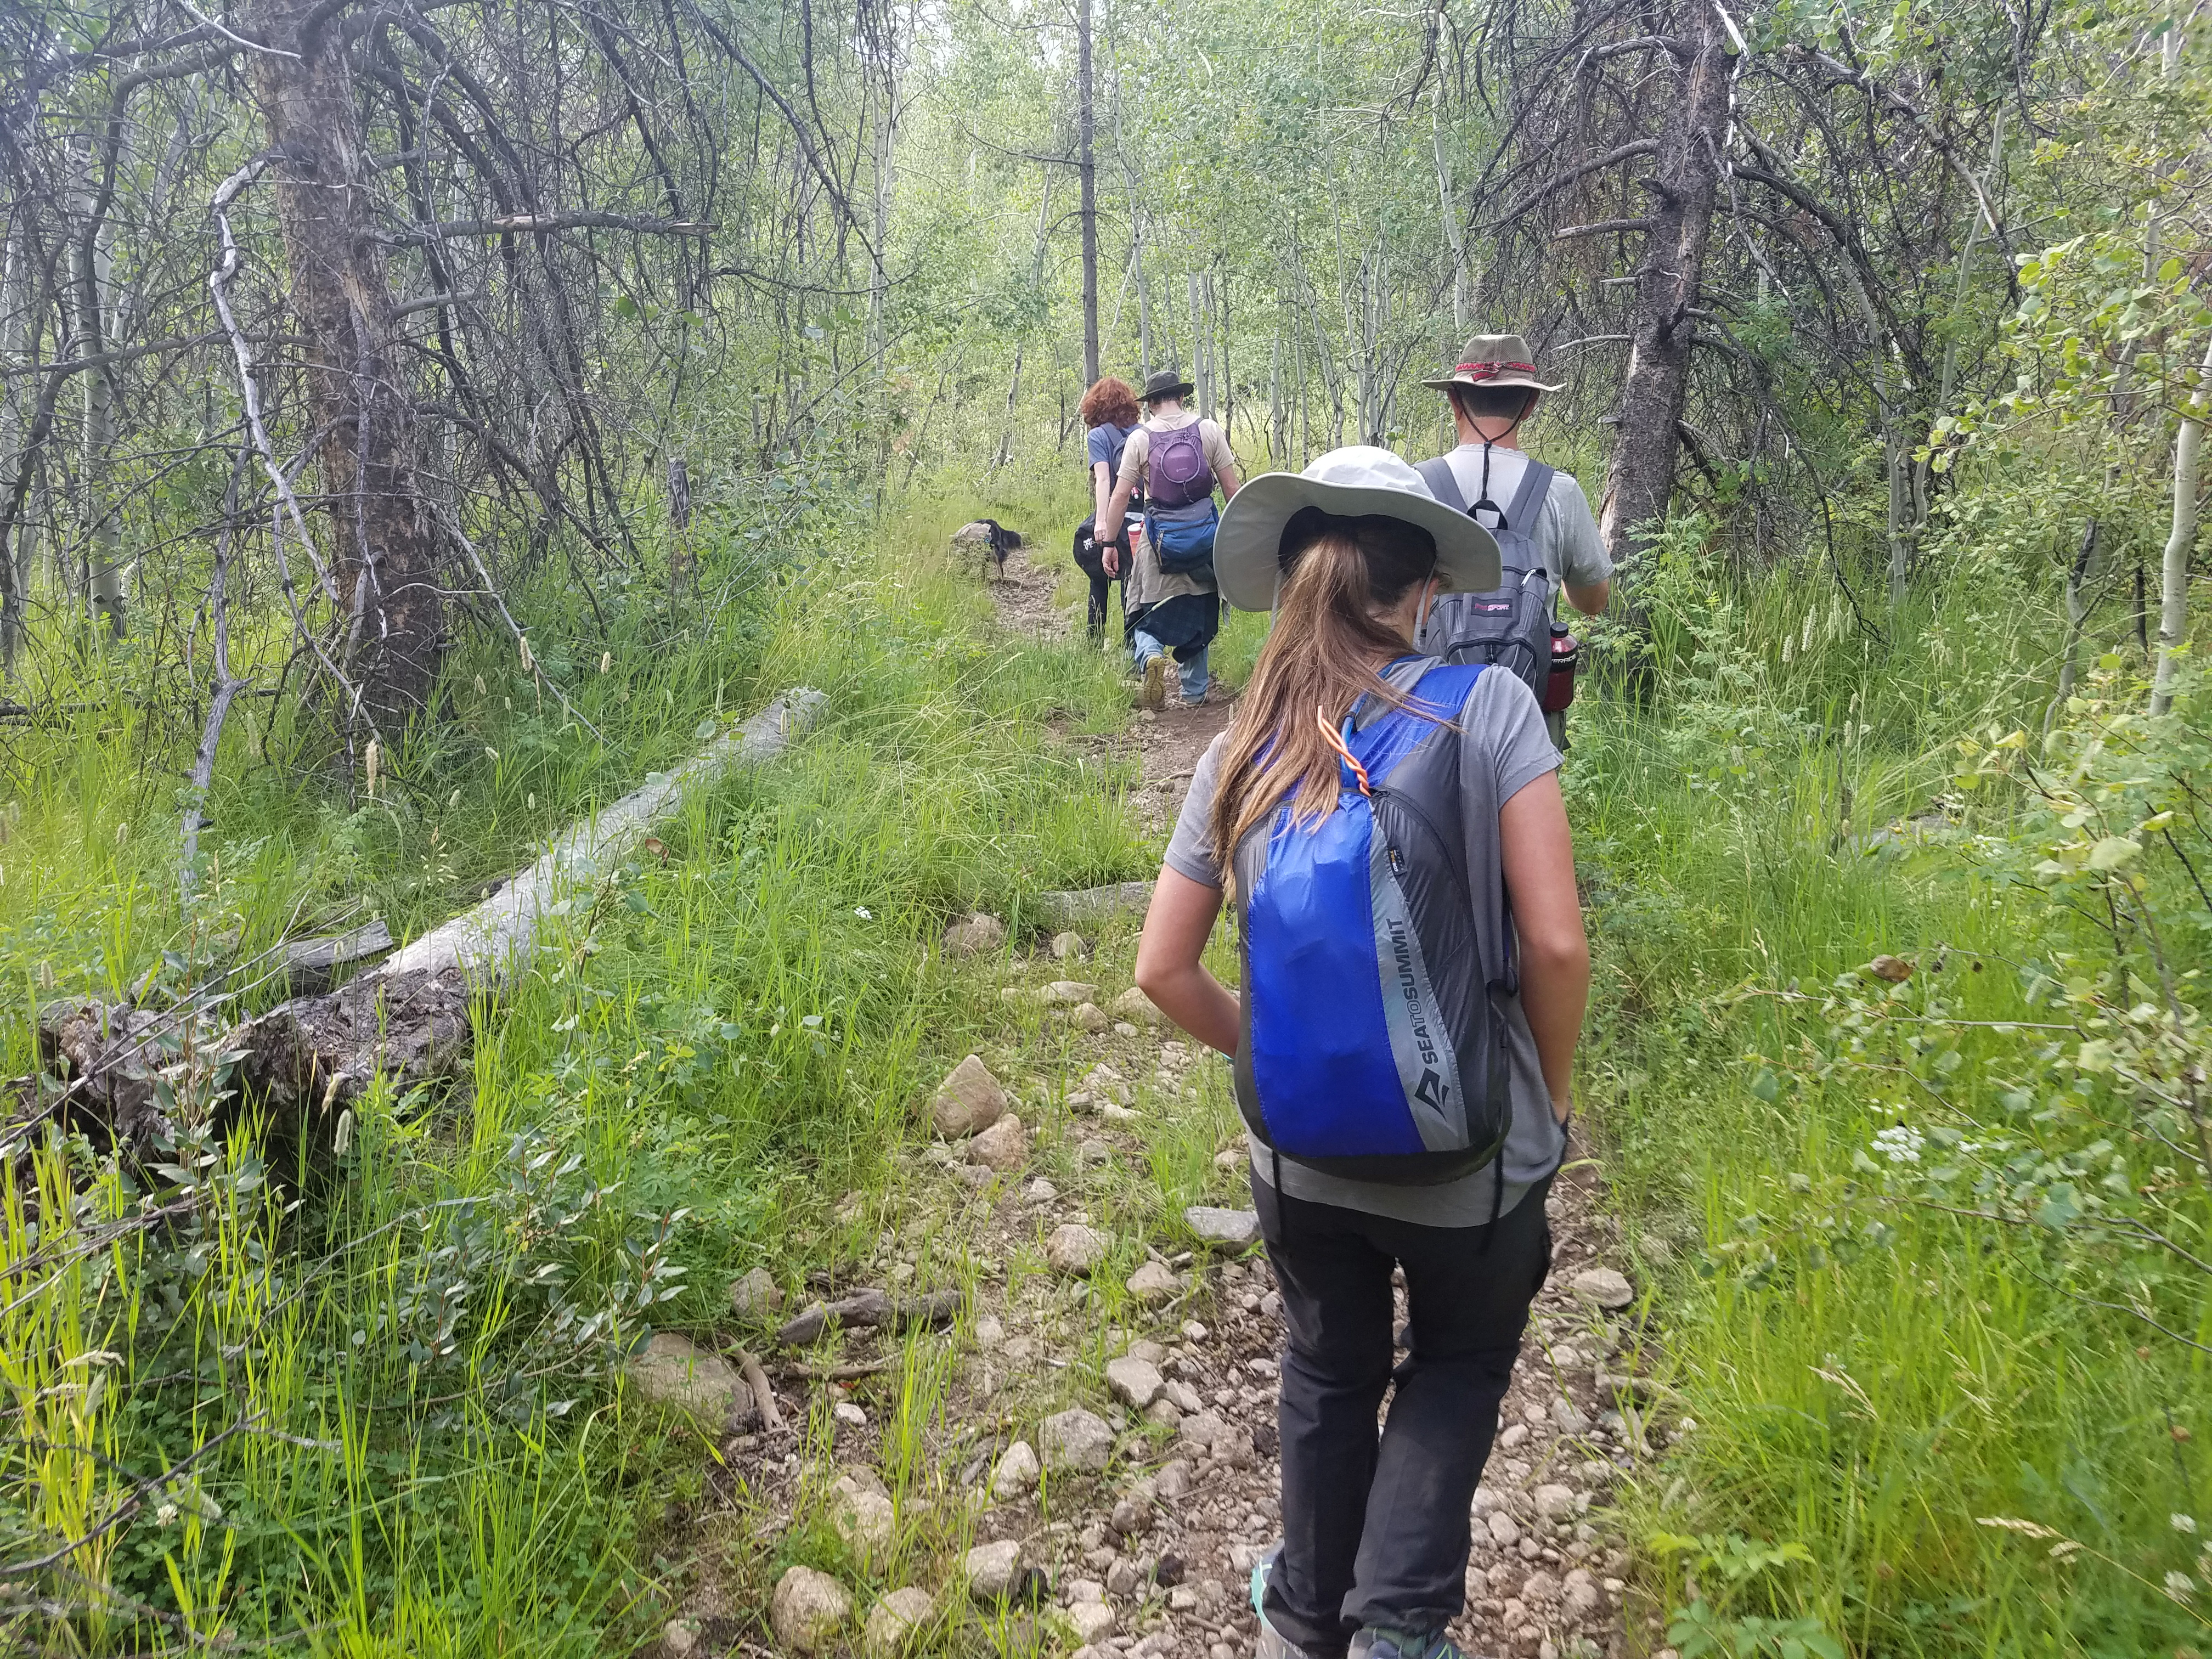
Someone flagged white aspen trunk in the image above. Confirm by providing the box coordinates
[1432,99,1466,332]
[1270,334,1285,466]
[0,228,26,670]
[1188,272,1207,415]
[2150,332,2212,717]
[1076,0,1099,384]
[995,182,1056,469]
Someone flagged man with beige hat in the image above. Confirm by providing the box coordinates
[1422,333,1610,620]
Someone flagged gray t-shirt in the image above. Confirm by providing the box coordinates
[1443,445,1612,600]
[1163,663,1568,1227]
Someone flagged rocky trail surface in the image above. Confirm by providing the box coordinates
[644,548,1674,1659]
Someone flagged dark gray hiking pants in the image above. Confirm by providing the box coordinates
[1255,1172,1554,1657]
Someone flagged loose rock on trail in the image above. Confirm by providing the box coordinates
[646,543,1668,1659]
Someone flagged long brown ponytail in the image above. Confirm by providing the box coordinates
[1208,510,1443,879]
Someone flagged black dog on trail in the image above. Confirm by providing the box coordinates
[951,518,1024,580]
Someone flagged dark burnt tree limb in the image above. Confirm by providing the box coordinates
[1598,0,1734,593]
[244,0,448,734]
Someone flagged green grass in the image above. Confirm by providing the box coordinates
[1566,522,2211,1656]
[0,473,1159,1653]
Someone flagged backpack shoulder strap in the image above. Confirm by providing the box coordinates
[1415,456,1467,516]
[1500,459,1555,545]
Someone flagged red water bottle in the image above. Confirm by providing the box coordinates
[1543,623,1579,714]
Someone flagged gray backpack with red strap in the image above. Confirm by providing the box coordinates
[1413,454,1556,702]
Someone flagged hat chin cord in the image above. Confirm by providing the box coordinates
[1458,393,1531,533]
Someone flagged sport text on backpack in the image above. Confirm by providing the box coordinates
[1230,661,1514,1184]
[1412,456,1555,701]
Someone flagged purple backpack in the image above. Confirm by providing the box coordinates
[1147,420,1216,507]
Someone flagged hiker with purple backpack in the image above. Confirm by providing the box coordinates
[1101,368,1243,710]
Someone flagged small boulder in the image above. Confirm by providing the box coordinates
[1105,1356,1163,1410]
[975,1314,1007,1350]
[1042,980,1101,1006]
[992,1440,1042,1499]
[1070,1002,1110,1034]
[1068,1601,1116,1644]
[1211,1423,1257,1470]
[1532,1483,1577,1522]
[728,1267,785,1322]
[1109,986,1169,1028]
[968,1114,1028,1172]
[943,912,1007,958]
[625,1332,752,1427]
[1177,1411,1223,1452]
[934,1055,1008,1138]
[1039,1407,1117,1473]
[662,1621,697,1657]
[864,1588,936,1658]
[1570,1266,1635,1311]
[1049,930,1087,961]
[965,1538,1026,1602]
[1046,1223,1110,1276]
[834,1482,896,1558]
[1486,1510,1521,1549]
[1161,1380,1203,1415]
[770,1565,852,1654]
[1184,1206,1261,1250]
[1154,1460,1192,1500]
[1125,1261,1181,1305]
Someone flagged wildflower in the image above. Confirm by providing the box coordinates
[2175,1515,2199,1534]
[1872,1124,1925,1164]
[854,906,873,919]
[2164,1571,2195,1604]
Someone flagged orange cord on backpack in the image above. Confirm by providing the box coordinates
[1316,707,1372,798]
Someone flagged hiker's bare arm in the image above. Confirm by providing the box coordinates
[1135,868,1240,1057]
[1565,578,1609,617]
[1092,460,1115,530]
[1218,460,1242,500]
[1499,770,1587,1122]
[1102,474,1138,575]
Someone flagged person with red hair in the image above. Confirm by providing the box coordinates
[1076,375,1143,644]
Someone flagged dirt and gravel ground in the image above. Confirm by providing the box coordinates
[661,546,1671,1659]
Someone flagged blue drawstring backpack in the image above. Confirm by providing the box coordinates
[1231,660,1514,1185]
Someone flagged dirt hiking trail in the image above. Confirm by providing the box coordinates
[662,545,1672,1659]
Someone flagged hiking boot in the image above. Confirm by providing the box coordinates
[1247,1544,1312,1659]
[1347,1628,1473,1659]
[1140,656,1168,711]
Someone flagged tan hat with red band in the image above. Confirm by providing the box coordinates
[1421,332,1561,393]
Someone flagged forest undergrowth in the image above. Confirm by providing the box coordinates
[3,468,2209,1656]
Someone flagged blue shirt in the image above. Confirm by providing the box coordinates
[1086,422,1135,483]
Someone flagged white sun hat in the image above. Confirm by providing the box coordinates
[1214,446,1501,613]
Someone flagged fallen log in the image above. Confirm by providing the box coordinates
[23,690,827,1149]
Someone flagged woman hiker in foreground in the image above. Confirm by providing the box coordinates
[1133,448,1590,1659]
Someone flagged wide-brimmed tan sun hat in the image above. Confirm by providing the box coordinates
[1214,447,1502,613]
[1421,332,1562,393]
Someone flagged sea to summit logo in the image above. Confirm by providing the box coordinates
[1414,1068,1451,1113]
[1386,916,1442,1065]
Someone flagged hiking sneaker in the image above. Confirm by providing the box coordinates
[1249,1545,1311,1659]
[1140,656,1169,711]
[1348,1628,1473,1659]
